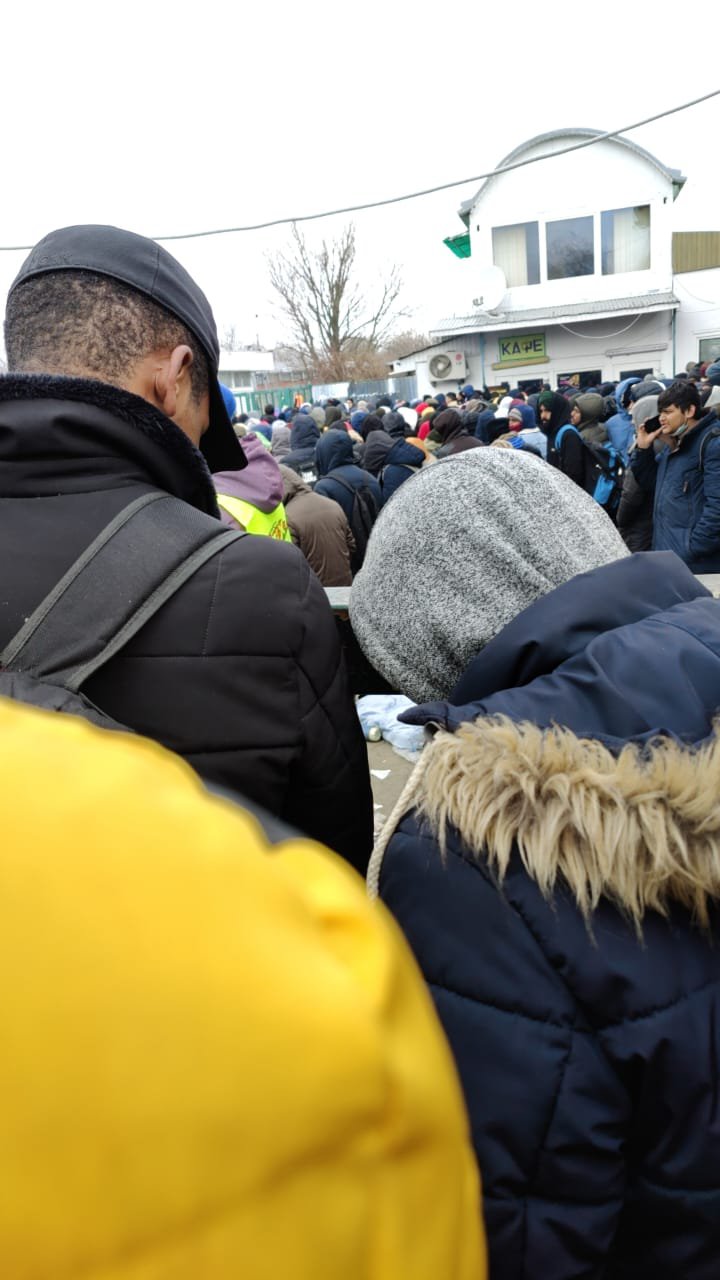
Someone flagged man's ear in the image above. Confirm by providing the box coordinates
[154,345,193,420]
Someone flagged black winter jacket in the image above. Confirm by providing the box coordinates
[0,375,373,872]
[372,552,720,1278]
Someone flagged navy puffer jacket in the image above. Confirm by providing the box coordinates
[282,414,320,474]
[379,438,425,501]
[631,411,720,570]
[372,552,720,1279]
[314,430,382,526]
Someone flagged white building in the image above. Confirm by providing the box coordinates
[218,349,276,394]
[392,130,720,394]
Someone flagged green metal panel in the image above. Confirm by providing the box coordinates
[235,385,312,415]
[443,233,472,259]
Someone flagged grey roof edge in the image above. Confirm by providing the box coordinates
[458,129,687,223]
[429,292,679,339]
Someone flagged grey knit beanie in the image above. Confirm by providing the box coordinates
[350,449,629,702]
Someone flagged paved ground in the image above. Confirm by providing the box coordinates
[366,739,416,837]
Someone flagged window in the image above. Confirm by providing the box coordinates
[557,370,602,393]
[620,367,653,381]
[546,216,594,279]
[699,337,720,364]
[602,206,650,274]
[492,221,540,287]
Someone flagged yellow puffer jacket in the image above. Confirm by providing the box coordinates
[0,698,485,1279]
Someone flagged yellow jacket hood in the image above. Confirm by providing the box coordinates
[0,698,484,1279]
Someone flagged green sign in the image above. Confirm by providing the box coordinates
[494,333,547,369]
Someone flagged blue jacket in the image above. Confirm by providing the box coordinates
[631,411,720,570]
[373,552,720,1279]
[603,377,640,465]
[379,438,424,501]
[314,430,382,525]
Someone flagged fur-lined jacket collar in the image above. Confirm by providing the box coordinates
[370,715,720,928]
[0,373,219,516]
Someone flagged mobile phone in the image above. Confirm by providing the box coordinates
[640,415,660,434]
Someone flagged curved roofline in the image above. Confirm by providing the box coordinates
[459,128,686,221]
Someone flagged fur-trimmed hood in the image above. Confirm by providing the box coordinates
[370,551,720,925]
[370,715,720,926]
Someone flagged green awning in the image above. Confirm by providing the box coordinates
[443,233,471,259]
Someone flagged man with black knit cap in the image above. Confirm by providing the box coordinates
[0,224,372,871]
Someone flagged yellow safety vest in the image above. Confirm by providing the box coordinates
[216,493,292,542]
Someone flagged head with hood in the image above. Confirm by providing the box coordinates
[315,428,354,476]
[629,379,664,403]
[382,411,407,440]
[630,395,658,430]
[324,404,344,428]
[290,414,321,450]
[270,421,292,459]
[537,391,572,436]
[430,409,464,444]
[350,449,627,702]
[213,432,284,513]
[616,377,641,410]
[572,393,605,429]
[358,413,384,441]
[508,404,536,432]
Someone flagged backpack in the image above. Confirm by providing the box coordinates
[605,415,635,467]
[555,424,625,521]
[0,492,245,731]
[327,475,379,572]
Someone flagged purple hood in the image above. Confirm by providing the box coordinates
[213,432,284,514]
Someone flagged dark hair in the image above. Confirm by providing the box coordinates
[657,380,702,415]
[5,270,209,403]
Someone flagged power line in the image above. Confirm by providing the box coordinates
[0,87,718,252]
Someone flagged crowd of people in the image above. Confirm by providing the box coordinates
[221,361,720,580]
[1,222,719,1278]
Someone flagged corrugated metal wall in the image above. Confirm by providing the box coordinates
[673,232,720,274]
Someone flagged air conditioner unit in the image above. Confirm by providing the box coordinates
[428,351,467,381]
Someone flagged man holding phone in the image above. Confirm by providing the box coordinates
[631,379,720,570]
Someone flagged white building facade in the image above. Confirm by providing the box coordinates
[218,349,276,394]
[392,130,720,394]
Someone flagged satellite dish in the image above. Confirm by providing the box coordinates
[472,265,507,313]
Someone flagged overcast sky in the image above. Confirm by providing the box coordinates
[0,0,717,357]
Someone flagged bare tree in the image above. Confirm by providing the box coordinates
[220,325,265,353]
[267,223,406,382]
[381,330,431,361]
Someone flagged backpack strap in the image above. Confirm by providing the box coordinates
[2,492,245,691]
[698,424,720,472]
[327,474,356,498]
[554,423,581,449]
